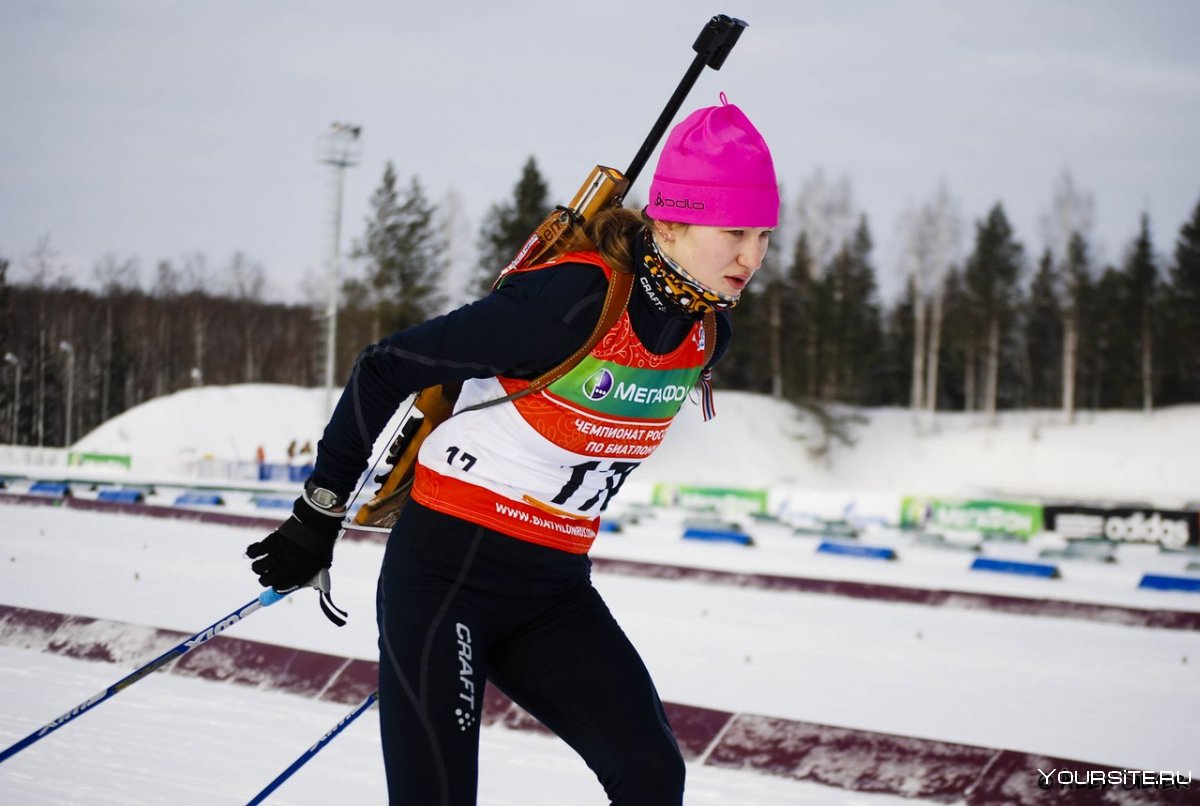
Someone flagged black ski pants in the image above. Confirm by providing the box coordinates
[376,500,684,805]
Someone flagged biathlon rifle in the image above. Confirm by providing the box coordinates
[353,14,746,530]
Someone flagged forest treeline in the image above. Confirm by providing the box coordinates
[2,159,1198,447]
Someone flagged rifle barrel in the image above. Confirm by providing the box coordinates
[622,14,747,191]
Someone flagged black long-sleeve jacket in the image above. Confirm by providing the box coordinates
[310,233,732,499]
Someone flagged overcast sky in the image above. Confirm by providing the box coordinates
[2,0,1198,304]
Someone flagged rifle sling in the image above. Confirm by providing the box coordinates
[455,268,717,417]
[454,267,635,416]
[355,269,717,526]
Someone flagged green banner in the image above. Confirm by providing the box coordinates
[901,496,1043,537]
[551,358,702,420]
[68,452,132,470]
[652,484,768,515]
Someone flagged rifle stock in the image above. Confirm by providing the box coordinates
[352,385,455,528]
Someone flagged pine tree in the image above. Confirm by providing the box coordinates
[963,204,1024,421]
[474,156,551,292]
[354,164,447,338]
[1025,249,1062,408]
[716,282,772,394]
[1161,196,1200,403]
[879,277,916,408]
[999,279,1031,410]
[760,225,788,400]
[0,256,15,443]
[937,267,970,411]
[1061,231,1092,421]
[1086,265,1133,408]
[823,217,883,403]
[1124,213,1157,412]
[785,232,820,399]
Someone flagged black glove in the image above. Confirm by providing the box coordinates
[247,496,343,592]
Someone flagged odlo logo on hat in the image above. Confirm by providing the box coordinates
[654,192,706,211]
[583,368,614,401]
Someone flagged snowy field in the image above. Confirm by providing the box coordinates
[1,503,1198,803]
[2,385,1199,802]
[4,650,894,806]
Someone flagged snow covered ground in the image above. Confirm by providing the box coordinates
[2,385,1199,802]
[1,503,1198,803]
[4,646,919,806]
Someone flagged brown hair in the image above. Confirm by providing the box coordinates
[555,207,661,274]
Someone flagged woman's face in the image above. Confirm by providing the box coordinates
[656,222,772,299]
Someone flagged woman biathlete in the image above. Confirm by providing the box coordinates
[247,95,778,804]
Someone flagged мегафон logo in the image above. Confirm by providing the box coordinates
[583,368,615,401]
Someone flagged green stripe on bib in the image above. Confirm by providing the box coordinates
[551,356,703,420]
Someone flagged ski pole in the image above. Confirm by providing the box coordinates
[246,689,379,805]
[0,588,289,764]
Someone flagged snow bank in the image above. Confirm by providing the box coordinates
[68,384,1200,508]
[71,384,330,465]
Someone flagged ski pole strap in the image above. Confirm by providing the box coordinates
[311,568,348,627]
[0,588,289,765]
[245,689,379,805]
[272,568,348,627]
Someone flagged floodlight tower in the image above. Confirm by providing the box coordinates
[317,122,362,416]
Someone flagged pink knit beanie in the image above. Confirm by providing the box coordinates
[646,93,779,228]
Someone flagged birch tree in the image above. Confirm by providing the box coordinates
[964,204,1024,423]
[92,255,139,422]
[227,252,266,382]
[438,187,475,310]
[791,171,857,400]
[1040,171,1094,422]
[899,184,960,416]
[793,170,857,275]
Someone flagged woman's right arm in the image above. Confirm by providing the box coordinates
[308,263,608,500]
